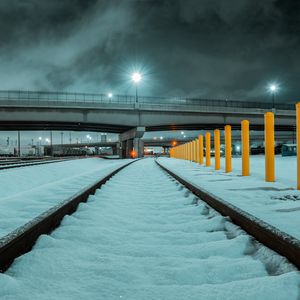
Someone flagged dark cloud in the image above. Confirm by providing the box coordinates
[0,0,299,102]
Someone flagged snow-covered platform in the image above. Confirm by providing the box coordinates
[158,156,300,242]
[1,158,299,299]
[0,158,130,238]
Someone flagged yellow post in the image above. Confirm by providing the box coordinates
[225,125,232,172]
[199,135,204,164]
[196,139,200,163]
[265,112,275,182]
[205,132,211,167]
[297,103,300,189]
[194,140,197,162]
[189,142,192,161]
[214,129,221,170]
[193,141,196,161]
[241,120,250,176]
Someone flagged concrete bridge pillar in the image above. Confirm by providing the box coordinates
[119,127,145,158]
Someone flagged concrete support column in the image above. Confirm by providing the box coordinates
[133,138,144,158]
[119,127,145,158]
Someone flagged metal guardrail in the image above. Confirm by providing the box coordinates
[0,90,295,111]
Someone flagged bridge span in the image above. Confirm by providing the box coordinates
[0,90,297,158]
[0,90,296,132]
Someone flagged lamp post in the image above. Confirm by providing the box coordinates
[269,84,278,109]
[131,72,142,103]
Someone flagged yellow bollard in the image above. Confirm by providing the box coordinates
[225,125,232,172]
[199,135,204,164]
[205,132,211,167]
[193,142,196,162]
[265,112,275,182]
[194,140,197,162]
[189,142,192,161]
[196,139,200,163]
[214,129,221,170]
[297,103,300,189]
[241,120,250,176]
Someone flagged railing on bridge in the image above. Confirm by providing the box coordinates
[0,90,295,111]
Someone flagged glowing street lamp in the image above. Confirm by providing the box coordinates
[108,92,113,99]
[268,84,278,109]
[86,134,92,142]
[131,72,142,103]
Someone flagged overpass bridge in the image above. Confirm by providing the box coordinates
[0,90,296,132]
[0,90,297,157]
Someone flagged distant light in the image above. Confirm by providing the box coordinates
[45,138,50,143]
[181,131,184,135]
[153,137,157,140]
[269,84,278,93]
[183,135,186,138]
[108,93,113,98]
[236,145,240,151]
[130,150,137,158]
[172,141,177,147]
[131,72,142,83]
[38,137,42,141]
[160,136,163,140]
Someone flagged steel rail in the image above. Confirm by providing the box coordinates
[156,159,300,270]
[0,159,137,272]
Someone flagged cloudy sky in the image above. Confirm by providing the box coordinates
[0,0,299,102]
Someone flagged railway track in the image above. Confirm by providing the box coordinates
[0,157,76,170]
[0,159,136,271]
[0,158,299,299]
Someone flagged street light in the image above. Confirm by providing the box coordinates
[131,72,142,103]
[108,92,113,99]
[268,84,278,109]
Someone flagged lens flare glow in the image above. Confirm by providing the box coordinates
[131,72,142,83]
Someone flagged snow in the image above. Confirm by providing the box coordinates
[0,158,130,237]
[0,158,299,299]
[158,155,300,241]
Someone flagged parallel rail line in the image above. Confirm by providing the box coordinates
[156,159,300,270]
[0,159,137,272]
[0,158,78,171]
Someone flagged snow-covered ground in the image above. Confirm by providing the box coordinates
[158,155,300,240]
[1,159,299,299]
[0,158,130,237]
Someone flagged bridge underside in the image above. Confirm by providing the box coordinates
[0,121,132,133]
[146,123,296,132]
[0,120,295,132]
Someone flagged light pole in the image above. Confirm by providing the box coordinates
[268,84,278,109]
[131,72,142,103]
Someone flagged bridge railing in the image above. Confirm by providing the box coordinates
[0,90,295,111]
